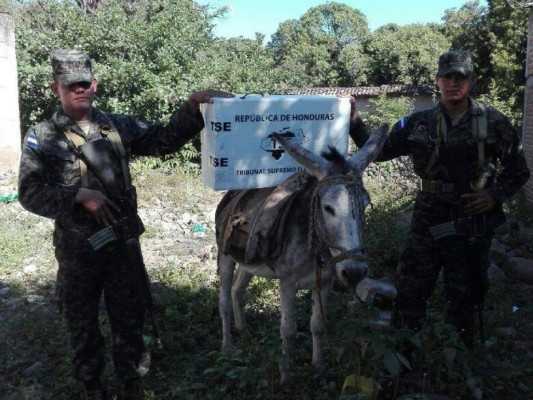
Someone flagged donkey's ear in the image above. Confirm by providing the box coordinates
[271,133,332,180]
[347,123,389,174]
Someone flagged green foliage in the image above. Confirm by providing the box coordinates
[359,92,415,133]
[14,0,212,127]
[13,0,529,142]
[477,90,519,125]
[364,179,414,276]
[0,0,13,12]
[484,0,528,123]
[205,36,286,94]
[366,23,450,85]
[441,1,489,79]
[339,303,483,400]
[442,0,528,124]
[268,2,370,87]
[504,190,533,226]
[131,140,201,176]
[13,0,290,171]
[202,350,273,394]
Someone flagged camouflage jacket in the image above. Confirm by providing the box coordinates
[18,102,204,243]
[350,98,530,229]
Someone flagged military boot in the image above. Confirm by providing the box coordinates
[120,379,144,400]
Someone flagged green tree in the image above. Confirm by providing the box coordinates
[202,35,285,94]
[442,0,528,122]
[359,92,414,133]
[75,0,101,13]
[268,1,370,87]
[366,23,450,85]
[442,0,489,80]
[14,0,219,132]
[483,0,528,121]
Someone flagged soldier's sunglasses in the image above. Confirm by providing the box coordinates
[68,81,92,90]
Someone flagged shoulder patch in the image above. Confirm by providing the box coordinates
[395,116,409,130]
[135,120,148,130]
[24,133,40,150]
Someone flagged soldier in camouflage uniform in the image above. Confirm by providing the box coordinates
[350,50,530,347]
[18,50,233,400]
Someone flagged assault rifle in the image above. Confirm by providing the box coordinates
[79,138,161,348]
[429,201,486,242]
[429,142,486,242]
[428,142,487,345]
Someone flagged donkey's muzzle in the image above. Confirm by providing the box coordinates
[337,259,368,287]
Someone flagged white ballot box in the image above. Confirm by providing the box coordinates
[200,94,350,190]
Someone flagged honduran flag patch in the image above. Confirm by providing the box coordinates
[397,116,408,129]
[24,133,39,150]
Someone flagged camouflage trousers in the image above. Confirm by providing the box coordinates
[391,228,492,346]
[54,238,148,383]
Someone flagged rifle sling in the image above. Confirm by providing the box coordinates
[424,112,446,177]
[63,115,131,192]
[424,101,487,187]
[100,118,132,191]
[63,130,89,187]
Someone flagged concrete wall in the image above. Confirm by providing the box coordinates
[0,12,20,174]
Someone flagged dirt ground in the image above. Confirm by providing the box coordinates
[1,170,532,399]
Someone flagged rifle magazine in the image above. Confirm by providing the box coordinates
[88,226,118,251]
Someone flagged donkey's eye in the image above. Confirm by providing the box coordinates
[324,205,335,216]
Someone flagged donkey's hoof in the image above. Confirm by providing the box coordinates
[279,365,294,386]
[313,365,326,380]
[221,344,236,357]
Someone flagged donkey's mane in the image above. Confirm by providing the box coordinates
[321,146,351,175]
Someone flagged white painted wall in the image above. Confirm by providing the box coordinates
[0,12,20,174]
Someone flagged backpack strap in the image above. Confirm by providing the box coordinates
[63,115,131,191]
[424,110,447,177]
[471,100,488,190]
[424,101,488,189]
[472,100,488,190]
[63,129,89,187]
[100,116,132,191]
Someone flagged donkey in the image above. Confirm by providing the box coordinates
[215,124,388,384]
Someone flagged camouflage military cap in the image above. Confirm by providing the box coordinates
[436,50,474,77]
[51,49,93,85]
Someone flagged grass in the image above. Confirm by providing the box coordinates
[0,167,532,399]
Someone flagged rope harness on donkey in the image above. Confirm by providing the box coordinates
[309,174,369,357]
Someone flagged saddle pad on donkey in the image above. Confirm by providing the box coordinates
[216,171,311,265]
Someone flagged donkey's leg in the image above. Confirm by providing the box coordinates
[218,252,236,354]
[279,281,297,385]
[310,278,333,375]
[232,266,253,338]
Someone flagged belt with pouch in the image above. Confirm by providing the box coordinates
[420,179,455,194]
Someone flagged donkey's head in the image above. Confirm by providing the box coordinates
[272,124,388,287]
